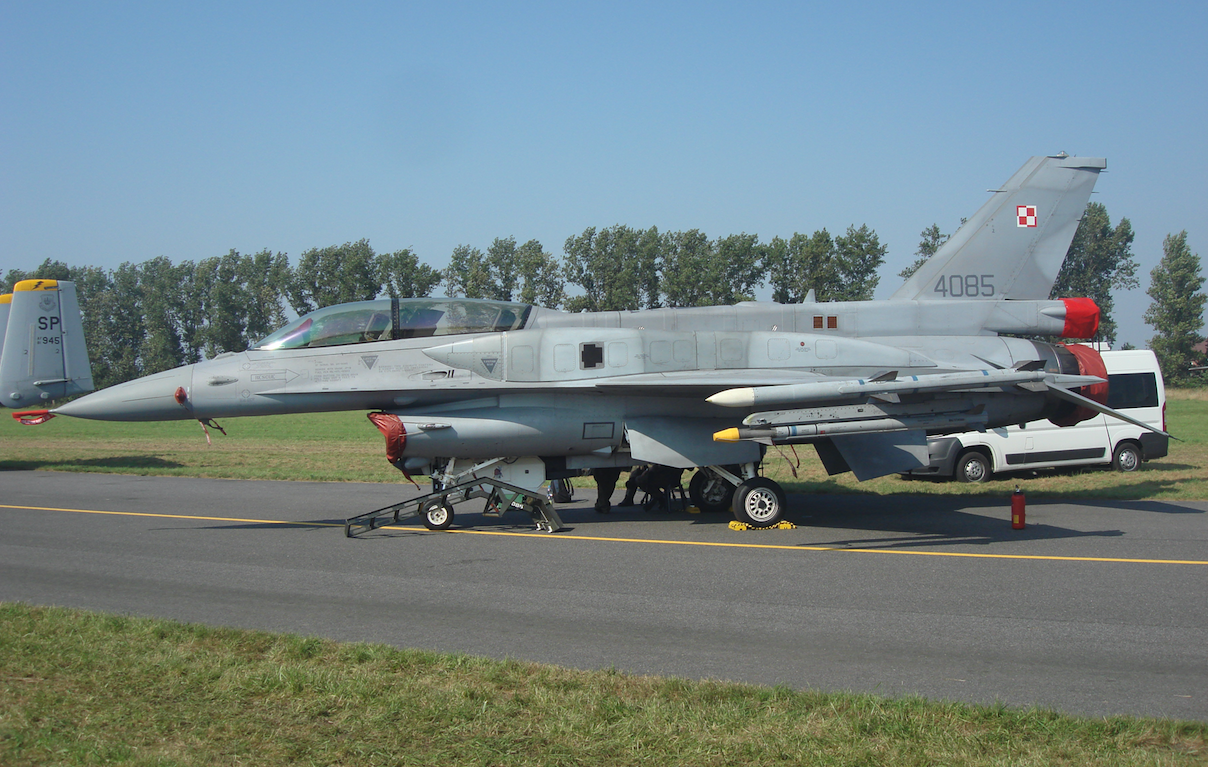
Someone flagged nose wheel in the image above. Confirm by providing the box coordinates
[731,477,787,528]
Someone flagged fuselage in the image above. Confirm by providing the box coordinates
[53,297,1103,464]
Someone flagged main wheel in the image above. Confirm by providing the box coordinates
[689,470,736,513]
[1112,442,1142,472]
[954,451,991,483]
[731,477,787,528]
[422,501,455,530]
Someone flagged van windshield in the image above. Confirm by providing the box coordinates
[252,298,531,350]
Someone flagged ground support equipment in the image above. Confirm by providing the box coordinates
[345,477,564,537]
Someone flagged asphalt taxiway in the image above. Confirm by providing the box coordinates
[2,470,1205,720]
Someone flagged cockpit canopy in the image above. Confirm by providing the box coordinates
[251,298,532,351]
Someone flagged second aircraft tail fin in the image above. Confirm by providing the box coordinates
[0,279,94,409]
[891,154,1105,302]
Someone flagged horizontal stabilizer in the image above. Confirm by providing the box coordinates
[1047,384,1174,439]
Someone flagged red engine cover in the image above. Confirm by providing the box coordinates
[1061,297,1100,339]
[1049,343,1108,427]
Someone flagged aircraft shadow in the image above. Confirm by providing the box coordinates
[188,492,1200,546]
[777,493,1137,550]
[193,520,348,532]
[533,495,1128,550]
[790,470,1200,503]
[0,456,186,471]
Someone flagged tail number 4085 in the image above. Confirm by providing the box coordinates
[935,275,995,298]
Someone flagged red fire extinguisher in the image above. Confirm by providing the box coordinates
[1011,486,1026,530]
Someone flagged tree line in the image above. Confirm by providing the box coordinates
[4,207,1203,388]
[2,224,887,389]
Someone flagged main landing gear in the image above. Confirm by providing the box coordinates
[694,464,789,528]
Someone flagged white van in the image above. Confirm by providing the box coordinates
[905,349,1168,482]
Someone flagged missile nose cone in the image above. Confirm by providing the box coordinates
[706,388,755,408]
[53,366,195,421]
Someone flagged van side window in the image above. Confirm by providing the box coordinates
[1107,372,1158,409]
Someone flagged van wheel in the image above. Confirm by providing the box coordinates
[955,451,991,483]
[1112,442,1142,472]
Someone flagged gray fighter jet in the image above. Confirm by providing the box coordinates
[3,154,1169,531]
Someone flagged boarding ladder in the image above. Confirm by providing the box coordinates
[344,476,564,537]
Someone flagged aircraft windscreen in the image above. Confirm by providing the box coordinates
[251,298,530,350]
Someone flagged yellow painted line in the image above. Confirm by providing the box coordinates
[0,503,344,527]
[446,528,1208,566]
[4,503,1206,566]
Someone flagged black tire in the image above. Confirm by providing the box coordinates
[954,451,991,483]
[1112,442,1142,472]
[549,478,574,503]
[689,470,736,513]
[422,501,454,530]
[731,477,787,528]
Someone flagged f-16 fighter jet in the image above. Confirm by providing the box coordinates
[3,154,1168,531]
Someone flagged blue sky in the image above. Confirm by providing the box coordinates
[2,1,1204,346]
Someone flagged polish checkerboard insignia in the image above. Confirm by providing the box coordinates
[1017,205,1038,227]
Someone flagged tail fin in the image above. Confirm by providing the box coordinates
[891,154,1106,301]
[0,280,94,408]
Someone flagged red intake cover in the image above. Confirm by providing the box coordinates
[1061,297,1100,339]
[1049,343,1108,427]
[367,412,407,464]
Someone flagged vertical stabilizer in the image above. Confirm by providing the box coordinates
[0,293,11,365]
[891,155,1106,301]
[0,279,94,408]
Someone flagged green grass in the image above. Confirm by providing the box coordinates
[4,390,1205,498]
[0,408,402,483]
[2,602,1204,766]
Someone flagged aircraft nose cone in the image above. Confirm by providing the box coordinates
[53,366,195,421]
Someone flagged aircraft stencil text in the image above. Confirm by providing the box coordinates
[934,275,994,298]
